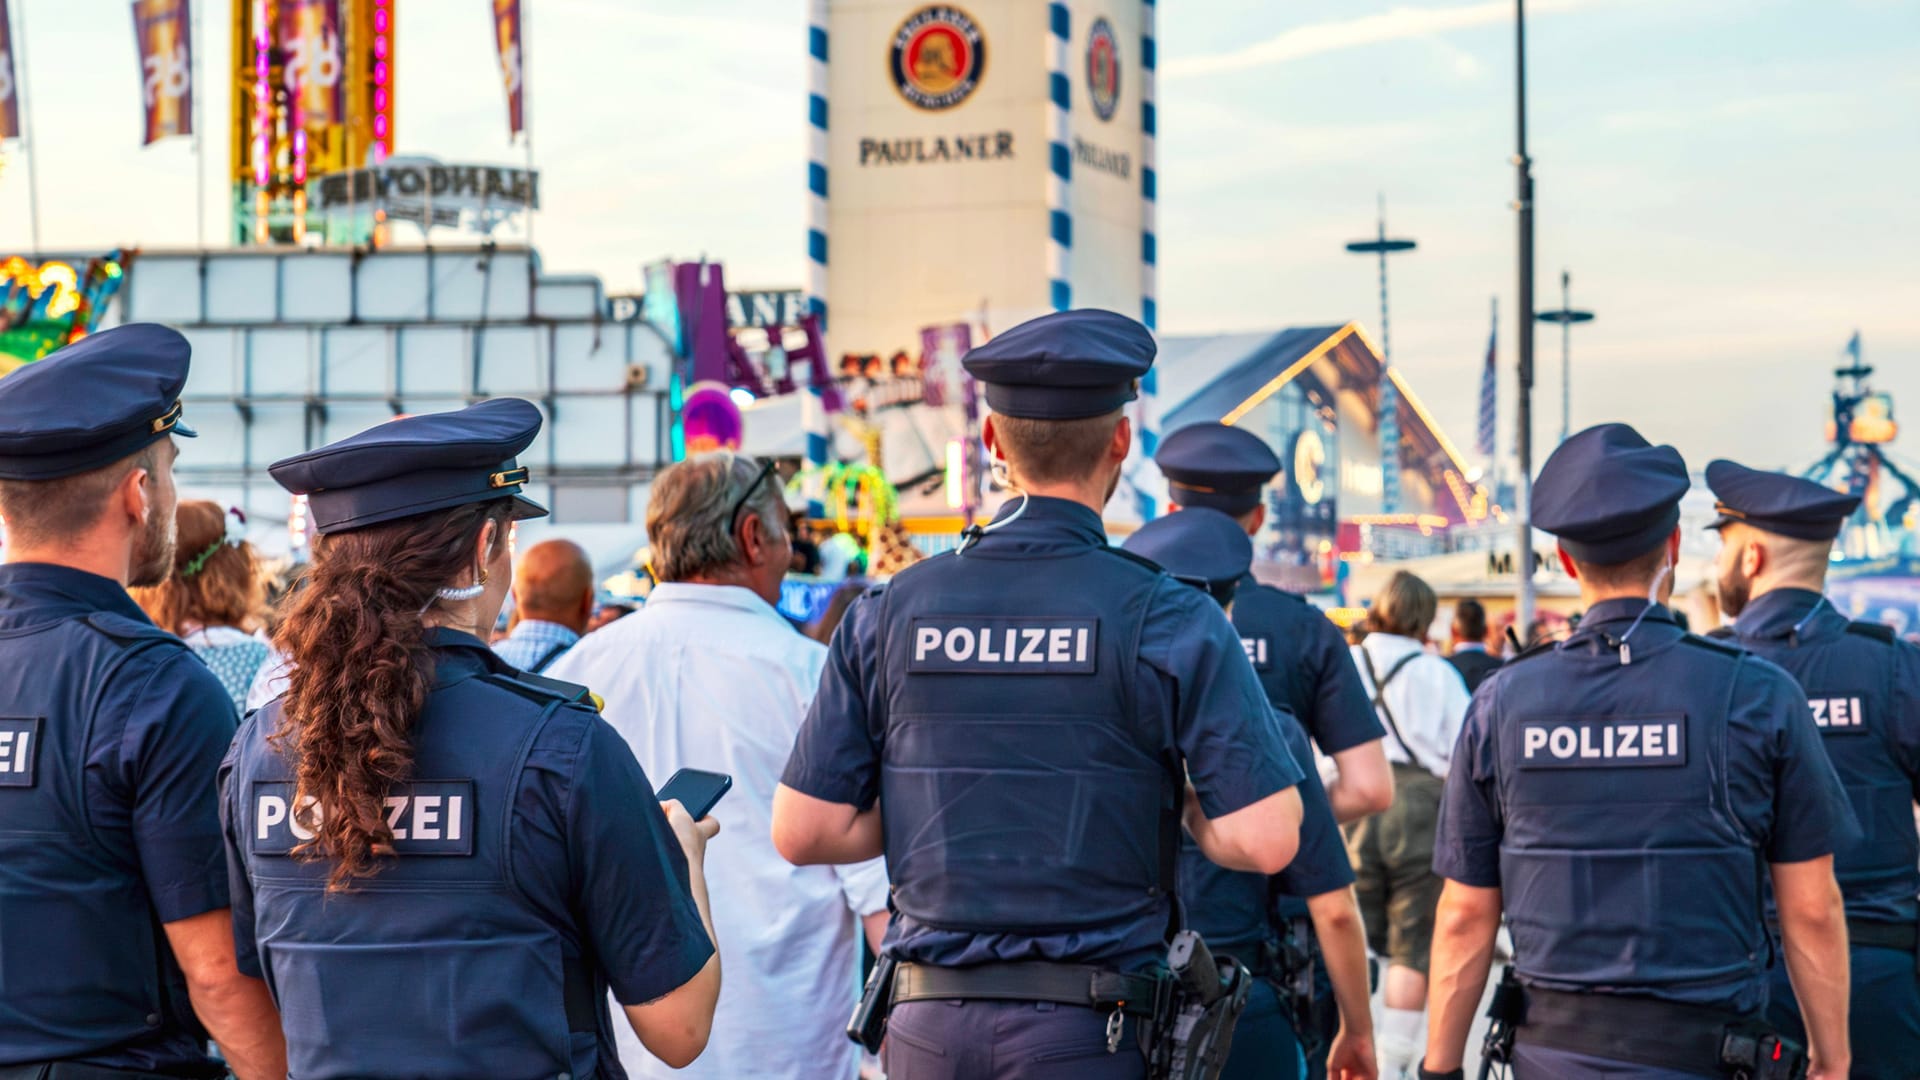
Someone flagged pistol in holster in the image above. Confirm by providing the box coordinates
[1263,916,1326,1058]
[1142,930,1253,1080]
[1718,1022,1808,1080]
[846,953,899,1054]
[1476,963,1524,1080]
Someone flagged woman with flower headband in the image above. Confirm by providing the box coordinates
[132,499,272,715]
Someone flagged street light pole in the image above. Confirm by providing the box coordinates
[1346,195,1417,513]
[1514,0,1538,639]
[1535,269,1595,444]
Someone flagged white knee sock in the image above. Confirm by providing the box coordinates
[1376,1005,1426,1078]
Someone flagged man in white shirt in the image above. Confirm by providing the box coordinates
[1345,570,1470,1079]
[548,453,888,1080]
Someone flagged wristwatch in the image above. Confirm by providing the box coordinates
[1417,1062,1465,1080]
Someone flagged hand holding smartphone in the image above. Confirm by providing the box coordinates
[658,768,733,821]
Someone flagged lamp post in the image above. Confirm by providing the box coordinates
[1535,269,1595,445]
[1347,195,1417,513]
[1513,0,1538,639]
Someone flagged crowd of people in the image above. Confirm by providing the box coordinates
[0,313,1913,1080]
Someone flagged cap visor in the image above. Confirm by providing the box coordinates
[171,419,199,438]
[1704,514,1734,532]
[509,493,549,521]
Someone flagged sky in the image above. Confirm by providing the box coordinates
[2,0,1916,473]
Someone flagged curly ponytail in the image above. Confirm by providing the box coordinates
[269,499,513,890]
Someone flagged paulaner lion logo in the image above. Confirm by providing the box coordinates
[1087,17,1120,122]
[891,6,985,111]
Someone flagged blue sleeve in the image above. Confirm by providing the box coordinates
[566,716,715,1006]
[1755,663,1863,864]
[1307,613,1385,755]
[1891,642,1920,794]
[1433,682,1504,887]
[118,650,239,923]
[1269,708,1354,898]
[217,726,259,977]
[1148,583,1303,818]
[780,589,885,809]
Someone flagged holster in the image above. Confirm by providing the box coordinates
[1261,916,1326,1058]
[846,953,899,1054]
[1142,930,1253,1080]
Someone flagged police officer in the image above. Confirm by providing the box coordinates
[1125,509,1378,1080]
[221,399,722,1079]
[0,325,286,1080]
[773,310,1307,1080]
[1420,423,1857,1080]
[1156,422,1391,1079]
[1706,458,1920,1078]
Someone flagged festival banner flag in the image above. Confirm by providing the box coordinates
[492,0,524,137]
[131,0,192,144]
[1477,298,1498,459]
[279,0,343,131]
[0,1,20,142]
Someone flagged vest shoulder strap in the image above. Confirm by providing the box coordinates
[1678,632,1746,659]
[1705,625,1739,642]
[82,610,177,647]
[1846,621,1897,645]
[481,671,599,712]
[1099,543,1173,577]
[1502,638,1558,667]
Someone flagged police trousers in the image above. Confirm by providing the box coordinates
[1218,977,1306,1080]
[883,999,1145,1080]
[1766,942,1920,1080]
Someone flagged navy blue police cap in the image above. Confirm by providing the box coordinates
[1705,459,1860,541]
[1533,423,1690,564]
[269,399,548,535]
[1155,422,1281,516]
[0,323,197,480]
[1122,507,1254,607]
[962,309,1154,420]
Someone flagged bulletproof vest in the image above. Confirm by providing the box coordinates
[233,646,600,1080]
[1230,578,1309,718]
[1733,616,1918,925]
[1494,623,1767,1005]
[0,611,205,1062]
[876,536,1178,935]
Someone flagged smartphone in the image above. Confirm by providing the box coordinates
[657,768,733,820]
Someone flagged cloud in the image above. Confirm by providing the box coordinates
[1164,0,1618,80]
[1600,91,1851,132]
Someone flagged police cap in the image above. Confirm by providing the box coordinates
[1122,507,1253,606]
[1533,422,1689,564]
[1154,422,1281,515]
[962,309,1154,420]
[1705,459,1859,541]
[270,399,548,535]
[0,323,198,480]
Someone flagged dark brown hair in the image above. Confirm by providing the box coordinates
[270,499,512,890]
[132,499,266,635]
[0,445,154,546]
[1365,570,1438,639]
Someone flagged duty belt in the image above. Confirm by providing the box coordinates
[1845,917,1918,952]
[891,961,1161,1019]
[0,1064,227,1080]
[1513,987,1801,1078]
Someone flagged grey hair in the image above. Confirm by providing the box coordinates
[646,451,788,583]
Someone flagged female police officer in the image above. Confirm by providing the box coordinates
[220,399,722,1079]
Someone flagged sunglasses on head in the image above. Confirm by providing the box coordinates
[727,458,778,535]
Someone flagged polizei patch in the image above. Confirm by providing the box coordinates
[1518,715,1687,769]
[1241,637,1272,671]
[253,780,476,856]
[0,718,40,787]
[907,616,1097,674]
[1807,694,1867,735]
[891,6,986,111]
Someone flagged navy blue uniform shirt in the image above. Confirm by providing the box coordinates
[222,630,712,1079]
[0,563,237,1073]
[782,497,1304,972]
[1183,701,1354,951]
[1435,599,1857,1013]
[1231,575,1383,755]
